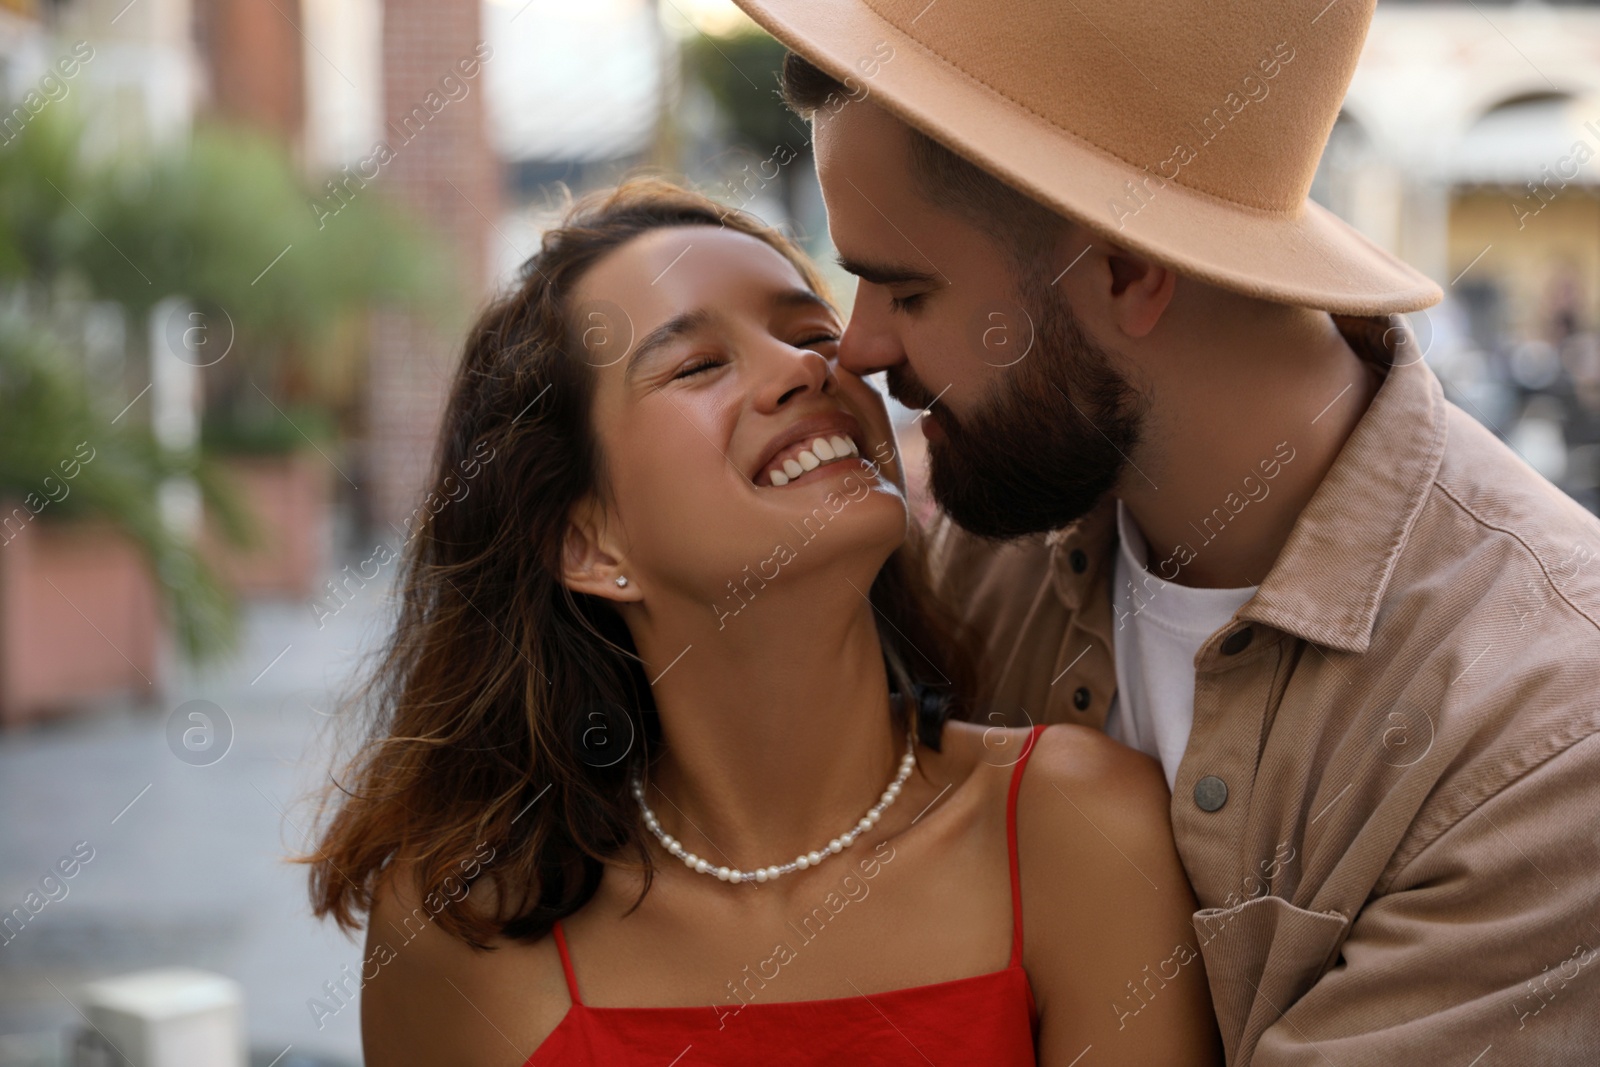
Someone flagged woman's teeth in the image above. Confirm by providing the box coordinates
[768,435,860,486]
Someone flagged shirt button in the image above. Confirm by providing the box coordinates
[1194,775,1228,812]
[1072,686,1091,710]
[1221,626,1254,655]
[1069,548,1088,574]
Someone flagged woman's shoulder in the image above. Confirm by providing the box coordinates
[948,721,1175,877]
[1026,722,1167,800]
[941,721,1168,816]
[1026,722,1171,842]
[992,726,1221,1062]
[362,859,570,1065]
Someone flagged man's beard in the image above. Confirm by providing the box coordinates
[887,284,1148,541]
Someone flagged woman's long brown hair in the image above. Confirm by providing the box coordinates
[299,177,974,949]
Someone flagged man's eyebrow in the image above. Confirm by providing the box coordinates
[833,254,940,287]
[623,307,714,383]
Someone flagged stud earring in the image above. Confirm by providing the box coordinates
[614,576,629,588]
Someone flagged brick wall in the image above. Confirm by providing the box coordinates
[366,0,498,534]
[194,0,306,145]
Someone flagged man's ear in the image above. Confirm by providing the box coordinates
[560,497,639,602]
[1103,244,1176,340]
[1065,228,1176,341]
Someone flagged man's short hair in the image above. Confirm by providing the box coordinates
[780,52,1064,277]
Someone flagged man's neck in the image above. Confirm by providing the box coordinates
[1118,311,1384,590]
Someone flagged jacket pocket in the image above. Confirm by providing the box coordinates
[1192,895,1350,1065]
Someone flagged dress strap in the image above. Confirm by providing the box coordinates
[551,919,583,1006]
[1006,724,1047,969]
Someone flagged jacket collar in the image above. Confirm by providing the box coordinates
[1044,314,1449,654]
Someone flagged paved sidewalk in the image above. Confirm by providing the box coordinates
[0,566,405,1065]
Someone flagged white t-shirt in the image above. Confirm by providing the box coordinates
[1104,498,1259,790]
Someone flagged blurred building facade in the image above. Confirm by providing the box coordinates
[1320,1,1600,509]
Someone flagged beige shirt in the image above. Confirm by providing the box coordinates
[928,314,1600,1065]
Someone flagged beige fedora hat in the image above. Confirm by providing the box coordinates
[730,0,1443,316]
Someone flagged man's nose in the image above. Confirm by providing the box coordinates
[836,281,904,377]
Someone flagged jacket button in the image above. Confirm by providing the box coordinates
[1220,626,1254,655]
[1072,686,1090,710]
[1194,775,1228,812]
[1069,548,1088,574]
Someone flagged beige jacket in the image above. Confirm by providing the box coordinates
[928,315,1600,1065]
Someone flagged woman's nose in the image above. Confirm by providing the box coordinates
[754,342,833,412]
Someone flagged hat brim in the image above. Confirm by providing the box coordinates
[735,0,1443,316]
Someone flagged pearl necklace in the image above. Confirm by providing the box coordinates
[631,728,917,885]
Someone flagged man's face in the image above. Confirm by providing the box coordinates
[813,101,1149,539]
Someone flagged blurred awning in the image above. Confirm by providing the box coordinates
[1449,94,1600,186]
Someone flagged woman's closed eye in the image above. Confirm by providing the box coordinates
[672,356,725,380]
[672,334,838,380]
[795,332,841,351]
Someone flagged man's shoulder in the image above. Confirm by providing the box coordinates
[1365,404,1600,863]
[1425,402,1600,633]
[1380,400,1600,690]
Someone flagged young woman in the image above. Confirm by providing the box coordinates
[304,179,1220,1065]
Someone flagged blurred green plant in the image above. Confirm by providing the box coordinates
[683,30,796,152]
[200,401,336,456]
[0,323,248,659]
[0,107,455,447]
[0,102,454,659]
[682,29,811,222]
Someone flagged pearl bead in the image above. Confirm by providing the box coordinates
[828,839,842,853]
[804,851,819,865]
[716,866,730,881]
[840,832,855,847]
[796,854,810,870]
[755,868,768,883]
[857,818,871,832]
[694,858,709,873]
[768,866,781,880]
[729,870,743,883]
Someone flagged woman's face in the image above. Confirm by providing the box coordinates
[567,225,907,611]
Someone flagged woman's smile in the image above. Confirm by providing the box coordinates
[751,411,866,488]
[761,434,862,487]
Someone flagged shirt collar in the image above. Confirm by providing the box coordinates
[1240,314,1448,652]
[1046,313,1449,654]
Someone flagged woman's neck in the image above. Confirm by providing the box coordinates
[624,587,907,873]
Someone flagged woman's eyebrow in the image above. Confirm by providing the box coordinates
[624,307,715,383]
[772,288,836,315]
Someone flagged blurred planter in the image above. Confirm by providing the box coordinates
[200,451,331,600]
[0,508,162,728]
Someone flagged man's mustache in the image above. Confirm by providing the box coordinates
[885,365,941,417]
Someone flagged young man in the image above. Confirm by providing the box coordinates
[732,0,1600,1062]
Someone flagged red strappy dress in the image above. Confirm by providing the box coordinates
[522,723,1046,1065]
